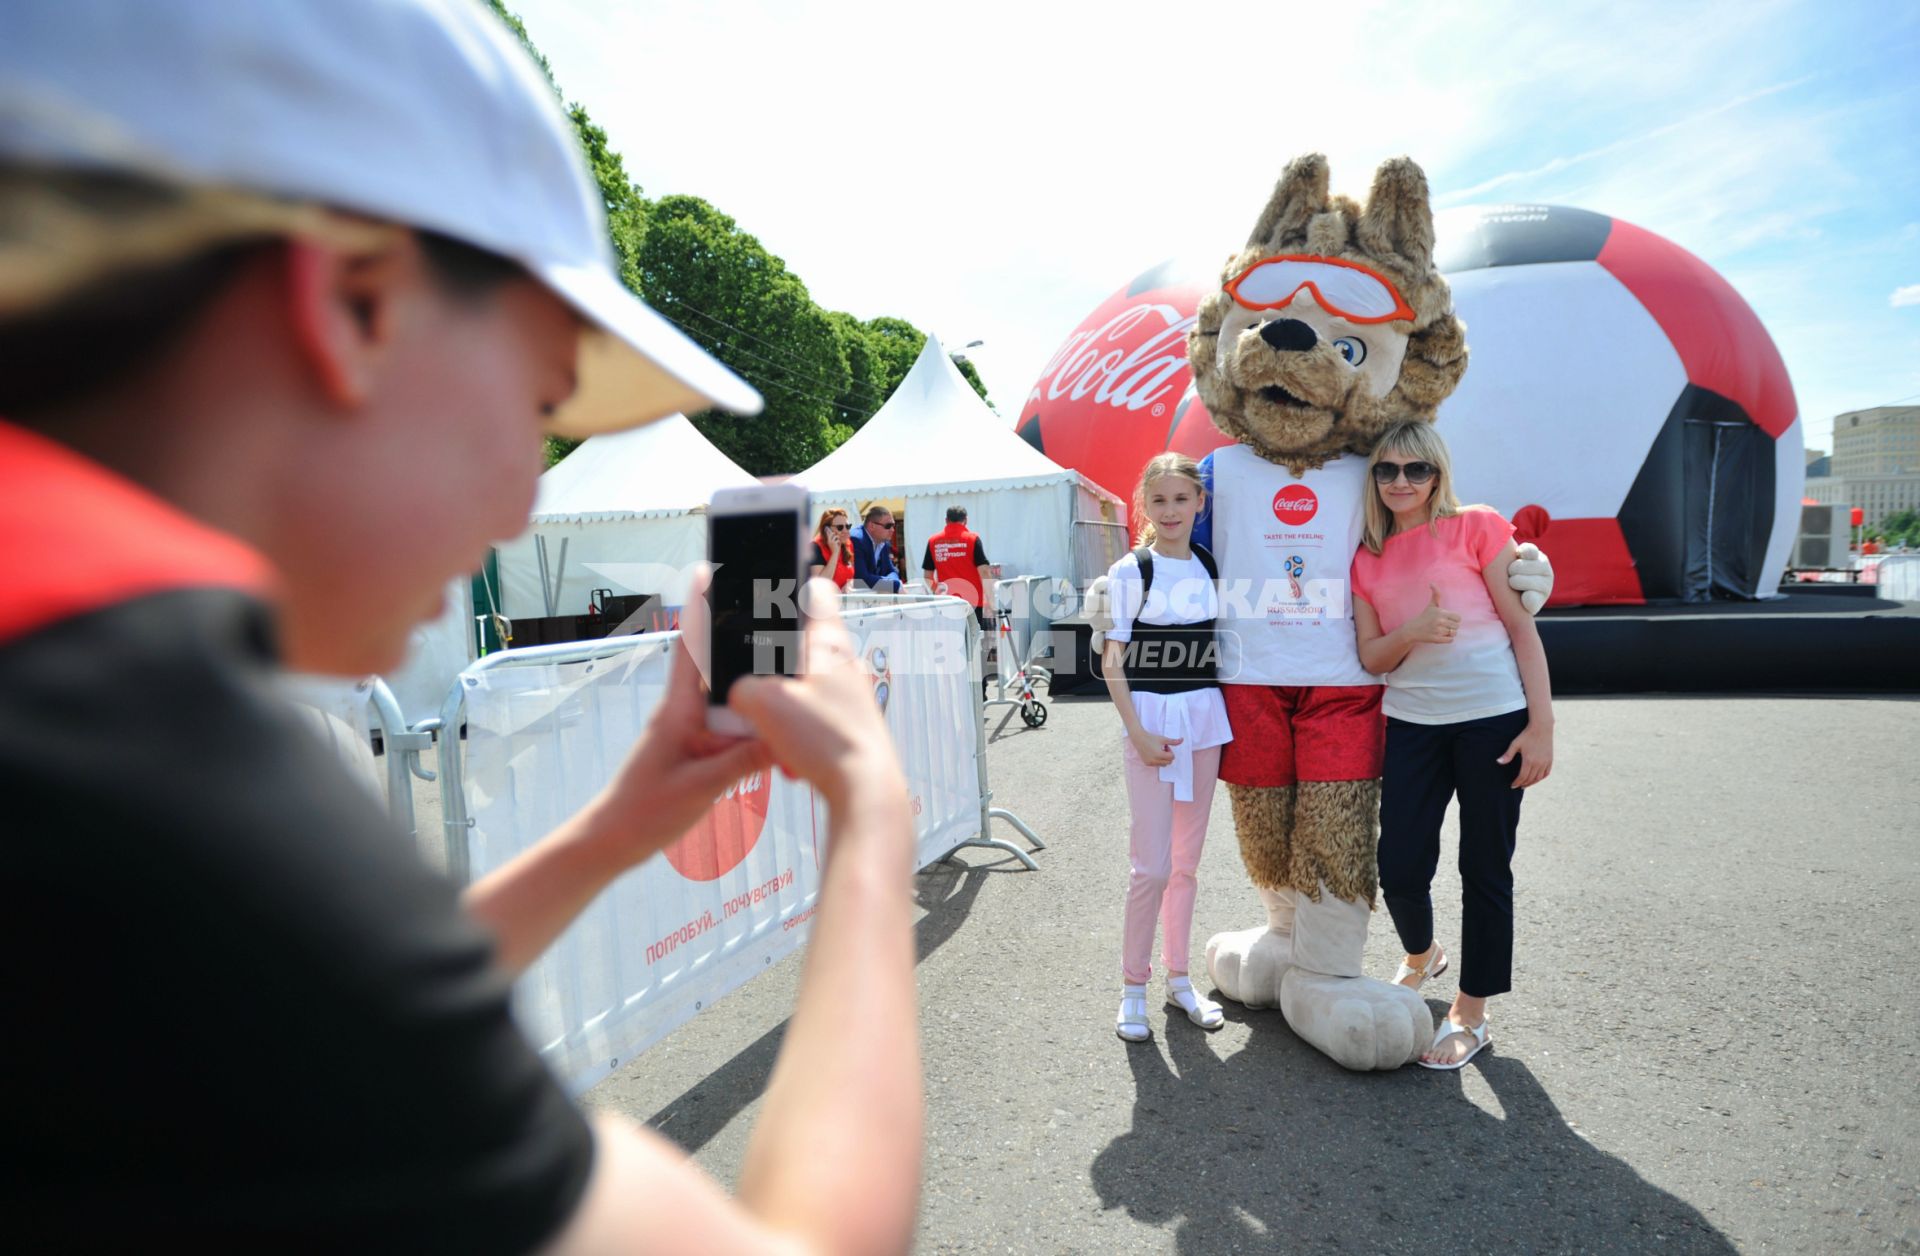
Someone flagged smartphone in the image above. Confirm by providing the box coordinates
[705,483,810,735]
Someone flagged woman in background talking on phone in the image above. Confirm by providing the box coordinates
[809,508,856,590]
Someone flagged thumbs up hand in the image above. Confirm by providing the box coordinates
[1406,584,1463,645]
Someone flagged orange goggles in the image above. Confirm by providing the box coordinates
[1224,254,1415,325]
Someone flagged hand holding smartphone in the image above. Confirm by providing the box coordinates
[705,484,810,735]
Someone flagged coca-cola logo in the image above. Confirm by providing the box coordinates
[1272,486,1319,525]
[664,769,773,881]
[1027,302,1196,413]
[1015,266,1229,518]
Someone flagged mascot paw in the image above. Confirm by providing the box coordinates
[1279,969,1434,1071]
[1509,542,1554,615]
[1206,925,1295,1009]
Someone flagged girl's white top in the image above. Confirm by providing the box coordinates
[1105,549,1233,801]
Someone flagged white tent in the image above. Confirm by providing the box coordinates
[799,336,1126,586]
[496,414,758,618]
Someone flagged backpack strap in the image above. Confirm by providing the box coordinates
[1131,544,1219,620]
[1130,545,1154,604]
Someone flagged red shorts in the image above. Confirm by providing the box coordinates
[1219,685,1384,787]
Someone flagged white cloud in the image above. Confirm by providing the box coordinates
[1893,284,1920,308]
[1436,76,1810,207]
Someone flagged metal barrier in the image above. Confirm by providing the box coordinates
[422,596,1039,1091]
[280,674,431,847]
[286,598,1043,1090]
[1875,553,1920,600]
[433,597,1044,884]
[1074,517,1130,586]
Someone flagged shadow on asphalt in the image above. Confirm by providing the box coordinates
[1090,1004,1736,1254]
[645,860,1006,1153]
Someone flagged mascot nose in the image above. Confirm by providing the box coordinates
[1259,318,1318,352]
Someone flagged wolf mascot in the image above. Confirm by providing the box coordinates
[1190,154,1551,1070]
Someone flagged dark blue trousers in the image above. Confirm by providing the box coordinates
[1378,709,1527,998]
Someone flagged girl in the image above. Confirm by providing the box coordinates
[1350,421,1553,1071]
[809,508,855,590]
[1101,453,1233,1041]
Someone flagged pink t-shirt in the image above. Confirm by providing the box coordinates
[1350,510,1527,725]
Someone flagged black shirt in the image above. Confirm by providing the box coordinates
[0,423,592,1252]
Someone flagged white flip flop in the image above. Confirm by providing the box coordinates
[1417,1016,1491,1071]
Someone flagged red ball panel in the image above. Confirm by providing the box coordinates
[1597,219,1797,439]
[1019,277,1208,505]
[1511,506,1646,606]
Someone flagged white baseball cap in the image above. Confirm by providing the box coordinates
[0,0,761,435]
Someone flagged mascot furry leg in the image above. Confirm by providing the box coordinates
[1211,778,1428,1071]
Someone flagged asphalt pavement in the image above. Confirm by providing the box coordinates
[583,692,1920,1254]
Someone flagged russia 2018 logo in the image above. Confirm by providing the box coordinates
[1272,485,1318,526]
[665,769,772,881]
[868,643,893,716]
[1283,554,1306,599]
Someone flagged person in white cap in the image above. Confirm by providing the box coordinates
[0,2,921,1251]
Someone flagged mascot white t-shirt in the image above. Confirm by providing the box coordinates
[1199,445,1376,688]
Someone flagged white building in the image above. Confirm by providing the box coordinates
[1837,475,1920,530]
[1810,407,1920,530]
[1833,406,1920,478]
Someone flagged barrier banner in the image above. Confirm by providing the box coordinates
[1875,554,1919,600]
[460,598,979,1095]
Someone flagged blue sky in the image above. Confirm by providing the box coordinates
[509,0,1920,457]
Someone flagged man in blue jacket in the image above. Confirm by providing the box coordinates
[850,505,904,592]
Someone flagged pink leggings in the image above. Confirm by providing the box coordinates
[1121,739,1221,985]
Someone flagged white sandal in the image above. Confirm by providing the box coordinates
[1417,1015,1491,1071]
[1116,984,1152,1042]
[1393,944,1450,991]
[1166,975,1225,1031]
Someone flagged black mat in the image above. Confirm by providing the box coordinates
[1041,593,1920,697]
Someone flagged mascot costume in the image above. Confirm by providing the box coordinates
[1189,154,1552,1070]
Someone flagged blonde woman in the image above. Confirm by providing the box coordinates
[1102,453,1233,1041]
[1349,421,1554,1071]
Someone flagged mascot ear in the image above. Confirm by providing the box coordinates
[1356,156,1437,273]
[1247,152,1330,252]
[1393,314,1469,413]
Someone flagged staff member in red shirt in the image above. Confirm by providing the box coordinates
[922,506,995,621]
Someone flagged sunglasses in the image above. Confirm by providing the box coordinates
[1372,460,1437,486]
[875,521,896,531]
[828,522,849,532]
[1225,253,1415,325]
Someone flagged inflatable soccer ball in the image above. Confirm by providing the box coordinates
[1431,204,1801,604]
[1018,206,1803,605]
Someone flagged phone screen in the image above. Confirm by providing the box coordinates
[707,510,802,706]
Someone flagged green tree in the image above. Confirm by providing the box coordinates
[486,3,650,470]
[483,1,981,473]
[955,355,991,408]
[1869,508,1920,548]
[862,315,925,405]
[483,1,554,86]
[859,316,992,411]
[824,310,889,431]
[570,106,649,293]
[640,196,850,474]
